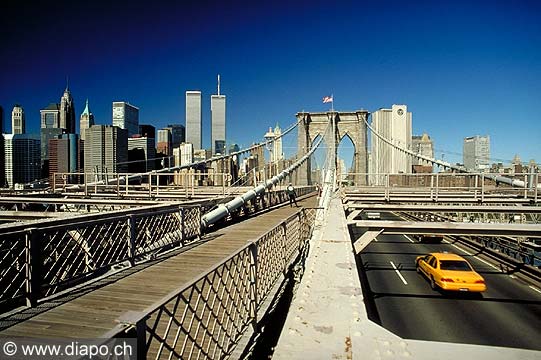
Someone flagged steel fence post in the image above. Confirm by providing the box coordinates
[128,215,137,266]
[135,317,148,359]
[181,207,186,245]
[249,242,258,328]
[481,174,485,203]
[25,228,41,307]
[282,222,288,273]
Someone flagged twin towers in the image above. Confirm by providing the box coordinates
[186,75,226,155]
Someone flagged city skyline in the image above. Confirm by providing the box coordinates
[1,0,540,164]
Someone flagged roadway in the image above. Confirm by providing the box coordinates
[352,211,541,351]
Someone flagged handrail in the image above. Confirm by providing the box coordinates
[106,207,317,359]
[0,204,202,312]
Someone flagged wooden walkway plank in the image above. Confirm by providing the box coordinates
[0,196,317,339]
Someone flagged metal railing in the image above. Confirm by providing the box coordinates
[110,207,316,359]
[52,172,235,197]
[0,204,202,313]
[343,172,539,202]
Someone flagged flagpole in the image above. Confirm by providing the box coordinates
[331,93,334,112]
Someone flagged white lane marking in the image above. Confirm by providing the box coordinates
[403,235,415,243]
[509,275,516,279]
[448,243,500,271]
[390,261,408,285]
[374,237,378,242]
[443,239,451,244]
[449,243,472,256]
[529,286,541,294]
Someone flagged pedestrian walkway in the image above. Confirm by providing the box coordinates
[0,196,318,339]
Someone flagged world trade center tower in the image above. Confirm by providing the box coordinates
[186,91,202,150]
[211,75,226,155]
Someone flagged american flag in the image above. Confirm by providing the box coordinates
[322,96,333,103]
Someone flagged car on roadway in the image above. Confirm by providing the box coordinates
[415,252,486,292]
[413,234,443,243]
[366,212,381,219]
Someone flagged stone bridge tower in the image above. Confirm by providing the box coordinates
[296,110,369,186]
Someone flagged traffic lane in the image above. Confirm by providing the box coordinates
[355,230,541,350]
[358,231,449,296]
[440,237,541,302]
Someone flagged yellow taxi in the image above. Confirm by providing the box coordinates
[415,252,487,292]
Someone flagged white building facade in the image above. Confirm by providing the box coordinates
[370,104,412,185]
[112,102,139,137]
[463,135,490,172]
[11,105,25,134]
[186,91,202,150]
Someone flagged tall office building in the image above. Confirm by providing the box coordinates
[112,102,139,137]
[49,134,81,183]
[40,103,64,177]
[59,86,76,133]
[186,91,202,150]
[0,105,4,187]
[211,75,226,155]
[84,125,128,175]
[79,99,95,141]
[40,103,60,128]
[156,128,172,156]
[139,124,156,139]
[128,136,156,172]
[40,128,64,177]
[4,134,41,187]
[165,124,186,148]
[412,133,434,166]
[463,135,490,172]
[370,104,412,185]
[11,104,25,134]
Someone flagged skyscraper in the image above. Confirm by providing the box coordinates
[128,136,156,172]
[84,125,128,176]
[211,75,226,155]
[112,102,139,137]
[40,127,63,177]
[40,103,60,128]
[156,128,172,156]
[139,124,156,139]
[370,104,412,185]
[0,105,4,187]
[40,103,63,177]
[186,91,202,150]
[79,99,95,141]
[463,135,490,172]
[59,86,76,133]
[4,134,41,187]
[165,124,186,148]
[49,134,81,183]
[11,104,25,134]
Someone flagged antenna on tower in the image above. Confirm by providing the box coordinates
[66,76,69,91]
[217,74,220,96]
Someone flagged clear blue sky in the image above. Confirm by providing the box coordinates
[1,0,540,166]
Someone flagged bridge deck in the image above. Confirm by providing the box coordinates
[273,195,541,360]
[0,196,317,338]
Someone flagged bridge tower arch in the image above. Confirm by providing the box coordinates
[296,111,369,186]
